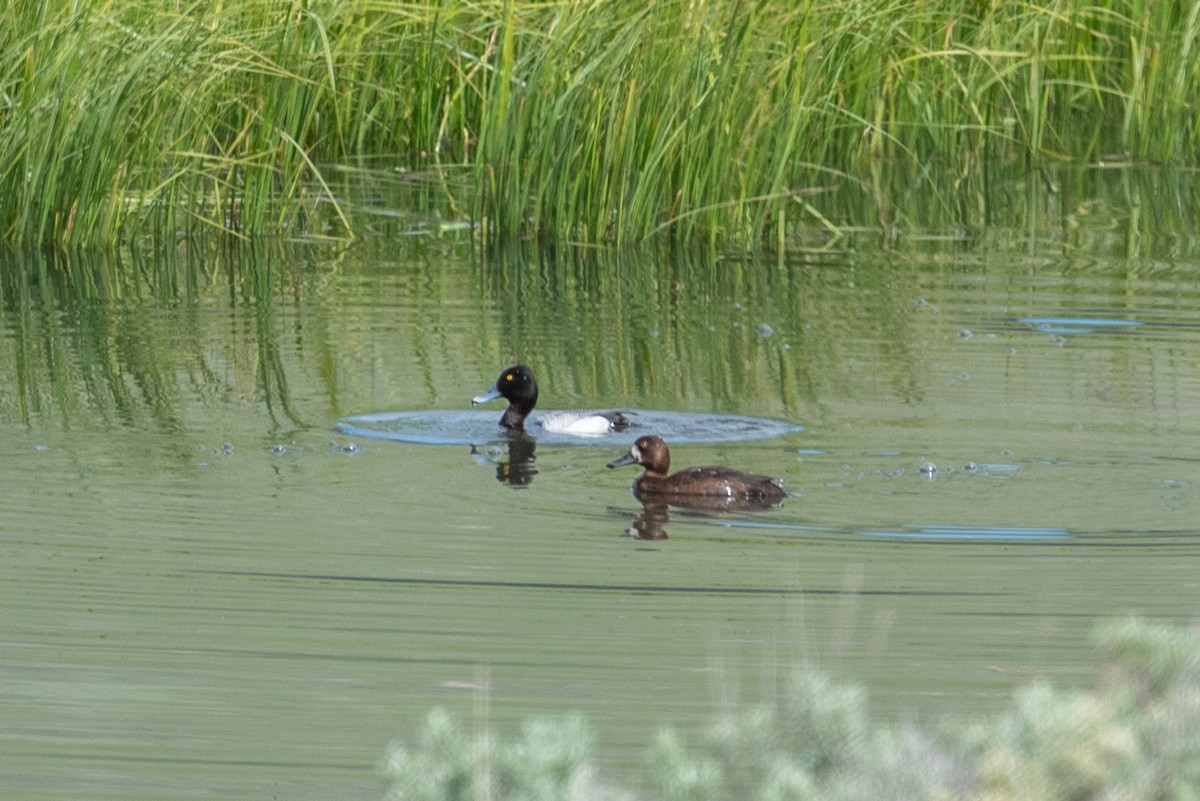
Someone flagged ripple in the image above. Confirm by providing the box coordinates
[336,409,802,446]
[1017,316,1145,331]
[858,525,1069,542]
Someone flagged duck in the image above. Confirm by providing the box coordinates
[472,364,634,436]
[607,435,786,503]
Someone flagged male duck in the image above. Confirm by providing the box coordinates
[472,364,633,436]
[607,435,786,502]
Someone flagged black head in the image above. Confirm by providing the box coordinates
[472,364,539,429]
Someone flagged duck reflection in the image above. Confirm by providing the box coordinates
[623,499,671,539]
[471,432,538,487]
[621,492,784,539]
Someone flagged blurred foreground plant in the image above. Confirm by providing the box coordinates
[382,618,1200,801]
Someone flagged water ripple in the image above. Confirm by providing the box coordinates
[337,409,802,446]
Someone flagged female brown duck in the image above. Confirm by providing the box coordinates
[607,435,786,503]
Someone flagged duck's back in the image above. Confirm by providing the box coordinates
[538,410,633,436]
[639,465,785,500]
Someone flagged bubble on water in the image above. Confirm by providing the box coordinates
[271,444,288,455]
[957,329,973,339]
[963,461,978,471]
[1051,335,1067,346]
[757,323,774,337]
[919,462,938,478]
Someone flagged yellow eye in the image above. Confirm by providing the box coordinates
[505,373,513,382]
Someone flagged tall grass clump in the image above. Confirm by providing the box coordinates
[2,0,1199,249]
[0,0,476,247]
[382,618,1200,801]
[469,0,1200,244]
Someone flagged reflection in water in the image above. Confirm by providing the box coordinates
[624,500,670,539]
[472,432,538,487]
[621,491,785,539]
[0,242,331,434]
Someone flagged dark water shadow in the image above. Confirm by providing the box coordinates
[198,569,1007,597]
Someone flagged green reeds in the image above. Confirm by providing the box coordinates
[1,0,1198,249]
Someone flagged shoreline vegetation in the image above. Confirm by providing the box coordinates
[382,618,1200,801]
[2,0,1199,250]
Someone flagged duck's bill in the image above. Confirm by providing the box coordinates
[606,451,637,469]
[472,386,502,405]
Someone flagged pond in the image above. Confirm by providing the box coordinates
[3,171,1200,799]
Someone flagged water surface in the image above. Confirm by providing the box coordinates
[3,186,1200,798]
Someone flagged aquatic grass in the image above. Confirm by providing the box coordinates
[2,0,1200,249]
[382,618,1200,801]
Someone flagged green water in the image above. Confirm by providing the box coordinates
[3,187,1200,798]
